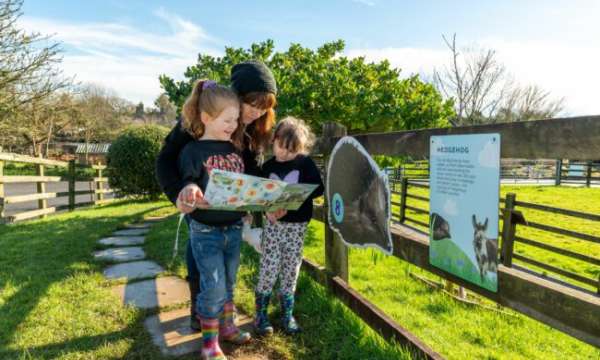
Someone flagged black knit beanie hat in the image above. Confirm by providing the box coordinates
[230,60,277,96]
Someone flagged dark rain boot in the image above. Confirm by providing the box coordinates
[280,293,301,334]
[254,292,274,336]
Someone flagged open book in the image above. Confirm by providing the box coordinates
[203,169,318,211]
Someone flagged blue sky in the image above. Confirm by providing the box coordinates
[20,0,600,115]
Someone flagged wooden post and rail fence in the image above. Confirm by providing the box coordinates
[302,115,600,358]
[0,152,115,224]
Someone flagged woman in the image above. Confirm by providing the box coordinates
[155,60,277,331]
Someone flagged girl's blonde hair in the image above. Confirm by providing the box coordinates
[182,80,243,149]
[272,116,315,155]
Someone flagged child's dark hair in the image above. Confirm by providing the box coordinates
[272,116,315,155]
[182,80,243,149]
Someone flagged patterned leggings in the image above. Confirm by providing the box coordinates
[256,221,308,295]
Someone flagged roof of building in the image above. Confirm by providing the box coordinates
[74,143,111,154]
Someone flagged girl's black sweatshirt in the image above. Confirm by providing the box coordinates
[261,154,324,223]
[177,139,245,226]
[155,120,260,204]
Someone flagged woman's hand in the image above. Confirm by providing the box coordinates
[266,209,287,224]
[176,183,209,213]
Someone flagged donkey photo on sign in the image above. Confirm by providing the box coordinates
[472,214,498,282]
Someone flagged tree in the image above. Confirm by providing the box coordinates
[153,93,177,125]
[160,40,455,134]
[433,34,564,126]
[134,102,145,119]
[0,0,70,121]
[494,84,564,123]
[11,91,78,156]
[71,84,130,161]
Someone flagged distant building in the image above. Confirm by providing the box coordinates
[58,142,111,165]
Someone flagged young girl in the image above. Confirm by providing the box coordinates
[254,117,324,335]
[156,61,277,331]
[178,80,250,360]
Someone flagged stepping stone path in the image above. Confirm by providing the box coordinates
[113,228,150,236]
[93,246,146,262]
[103,260,164,281]
[98,236,145,246]
[112,276,190,309]
[95,217,266,358]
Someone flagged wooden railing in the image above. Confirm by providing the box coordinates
[391,178,600,293]
[0,152,115,223]
[304,116,600,355]
[392,159,600,186]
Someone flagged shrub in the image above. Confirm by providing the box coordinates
[107,125,169,199]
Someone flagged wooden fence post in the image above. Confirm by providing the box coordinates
[0,160,4,220]
[399,178,408,223]
[68,160,75,211]
[36,160,47,219]
[501,193,517,267]
[586,161,592,187]
[323,122,349,283]
[96,163,103,203]
[555,159,562,186]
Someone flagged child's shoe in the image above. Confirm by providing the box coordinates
[199,316,227,360]
[280,293,301,334]
[254,292,274,336]
[219,301,251,344]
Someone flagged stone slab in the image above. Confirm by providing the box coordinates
[124,223,152,229]
[111,276,189,309]
[103,260,164,281]
[144,216,169,222]
[113,228,149,236]
[144,308,264,358]
[98,236,145,246]
[93,247,146,262]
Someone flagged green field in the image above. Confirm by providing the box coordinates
[1,185,598,359]
[303,219,599,359]
[393,184,600,292]
[0,200,413,359]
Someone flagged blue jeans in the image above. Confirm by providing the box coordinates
[189,219,243,318]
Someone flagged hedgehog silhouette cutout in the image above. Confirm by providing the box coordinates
[326,136,393,254]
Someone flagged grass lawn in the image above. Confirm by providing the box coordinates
[303,219,600,359]
[394,184,600,291]
[0,199,176,359]
[1,185,598,359]
[0,199,414,359]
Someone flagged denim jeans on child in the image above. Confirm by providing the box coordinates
[189,219,243,318]
[185,215,200,285]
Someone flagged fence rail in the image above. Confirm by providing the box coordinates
[390,177,600,294]
[392,158,600,187]
[0,152,115,223]
[308,116,600,352]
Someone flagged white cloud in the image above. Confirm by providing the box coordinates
[443,198,458,216]
[19,10,222,105]
[346,40,600,116]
